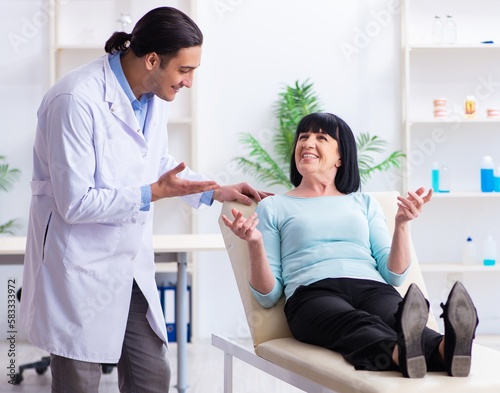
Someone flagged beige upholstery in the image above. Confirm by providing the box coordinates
[217,191,500,392]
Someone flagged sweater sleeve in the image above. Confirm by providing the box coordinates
[249,197,285,308]
[366,195,409,287]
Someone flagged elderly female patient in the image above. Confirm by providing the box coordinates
[222,112,479,378]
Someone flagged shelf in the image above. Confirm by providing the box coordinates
[431,191,500,198]
[409,118,500,125]
[408,44,500,50]
[420,263,500,273]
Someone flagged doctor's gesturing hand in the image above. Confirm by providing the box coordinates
[213,182,273,206]
[151,162,272,204]
[151,162,220,201]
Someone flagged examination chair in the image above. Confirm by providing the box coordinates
[213,191,500,393]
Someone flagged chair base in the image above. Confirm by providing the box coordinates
[14,356,117,385]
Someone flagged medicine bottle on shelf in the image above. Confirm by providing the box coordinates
[443,15,457,44]
[432,16,443,44]
[495,167,500,192]
[465,96,476,119]
[462,237,478,265]
[432,162,440,191]
[439,162,450,193]
[483,234,496,266]
[481,156,495,192]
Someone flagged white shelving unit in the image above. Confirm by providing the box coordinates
[402,0,500,337]
[48,0,201,337]
[402,0,500,260]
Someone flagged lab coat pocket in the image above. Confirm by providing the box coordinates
[100,139,132,182]
[63,223,122,275]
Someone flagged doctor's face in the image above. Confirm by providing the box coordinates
[145,46,202,102]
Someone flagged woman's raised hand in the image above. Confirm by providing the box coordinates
[221,208,262,243]
[395,187,433,223]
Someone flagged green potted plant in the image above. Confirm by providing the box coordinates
[233,80,405,189]
[0,155,21,234]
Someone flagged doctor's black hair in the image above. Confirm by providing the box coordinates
[104,7,203,68]
[289,112,361,193]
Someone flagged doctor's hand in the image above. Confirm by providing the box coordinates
[213,183,273,206]
[151,162,220,201]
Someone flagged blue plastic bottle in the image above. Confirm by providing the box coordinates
[495,167,500,192]
[481,156,494,192]
[432,162,440,192]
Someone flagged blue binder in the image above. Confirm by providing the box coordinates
[157,284,191,343]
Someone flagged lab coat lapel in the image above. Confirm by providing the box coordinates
[143,98,161,143]
[103,56,142,138]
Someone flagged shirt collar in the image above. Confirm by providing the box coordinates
[108,52,154,110]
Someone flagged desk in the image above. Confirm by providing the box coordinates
[0,234,226,393]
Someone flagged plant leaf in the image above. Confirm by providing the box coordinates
[233,134,292,188]
[0,155,22,234]
[0,219,22,235]
[0,157,21,192]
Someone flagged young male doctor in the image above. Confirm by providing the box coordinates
[20,7,267,393]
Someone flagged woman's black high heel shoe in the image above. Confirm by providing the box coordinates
[440,281,479,377]
[395,283,429,378]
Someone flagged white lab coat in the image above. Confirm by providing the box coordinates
[20,55,208,363]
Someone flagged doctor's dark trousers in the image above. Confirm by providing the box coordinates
[284,277,445,372]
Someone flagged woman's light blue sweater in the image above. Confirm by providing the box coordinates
[251,193,409,308]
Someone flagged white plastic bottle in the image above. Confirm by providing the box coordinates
[443,15,457,44]
[432,16,443,44]
[462,237,478,265]
[481,156,495,192]
[439,162,450,192]
[483,234,496,266]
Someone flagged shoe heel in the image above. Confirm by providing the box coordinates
[406,356,426,378]
[450,355,471,377]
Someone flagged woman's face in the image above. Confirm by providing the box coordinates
[294,130,341,180]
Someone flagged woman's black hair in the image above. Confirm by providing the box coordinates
[289,112,361,193]
[104,7,203,68]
